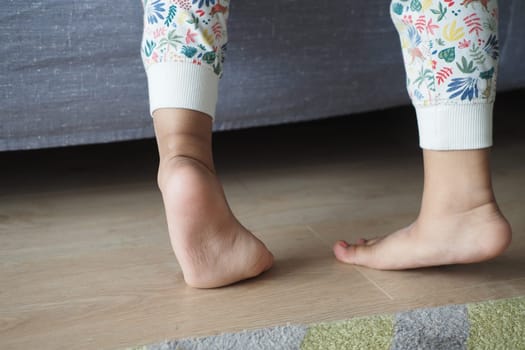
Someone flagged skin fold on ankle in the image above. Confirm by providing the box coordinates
[153,108,216,189]
[420,149,496,215]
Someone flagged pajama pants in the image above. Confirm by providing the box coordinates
[140,0,499,150]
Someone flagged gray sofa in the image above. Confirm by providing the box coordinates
[1,0,524,151]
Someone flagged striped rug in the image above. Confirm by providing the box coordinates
[128,296,524,350]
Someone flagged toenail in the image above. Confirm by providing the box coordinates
[339,240,350,248]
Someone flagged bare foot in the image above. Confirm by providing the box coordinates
[333,200,512,270]
[333,149,512,270]
[158,156,274,288]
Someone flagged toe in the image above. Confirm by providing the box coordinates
[355,238,368,245]
[333,240,378,267]
[353,237,382,246]
[365,237,381,246]
[333,241,361,265]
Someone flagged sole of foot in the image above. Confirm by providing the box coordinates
[159,156,274,288]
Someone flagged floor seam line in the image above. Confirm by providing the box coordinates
[305,225,333,249]
[305,225,395,301]
[355,268,395,301]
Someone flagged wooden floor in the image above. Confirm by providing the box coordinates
[1,90,525,350]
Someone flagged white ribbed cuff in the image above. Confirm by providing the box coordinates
[146,62,219,119]
[415,103,493,150]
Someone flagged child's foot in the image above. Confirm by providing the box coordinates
[158,156,274,288]
[333,200,512,270]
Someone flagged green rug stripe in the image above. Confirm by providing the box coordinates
[467,296,525,350]
[300,314,394,350]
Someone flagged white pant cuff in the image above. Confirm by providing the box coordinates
[415,103,493,150]
[146,62,219,120]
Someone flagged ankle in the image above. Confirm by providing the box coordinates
[157,153,215,192]
[158,131,214,166]
[153,108,215,184]
[421,184,496,211]
[420,149,498,213]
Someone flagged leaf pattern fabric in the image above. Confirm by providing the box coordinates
[390,0,499,104]
[140,0,498,118]
[141,0,229,78]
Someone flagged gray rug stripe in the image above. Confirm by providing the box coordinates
[146,324,308,350]
[390,304,469,350]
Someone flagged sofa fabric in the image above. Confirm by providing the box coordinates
[1,0,524,151]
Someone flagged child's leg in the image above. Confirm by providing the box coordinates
[333,0,512,269]
[141,0,273,288]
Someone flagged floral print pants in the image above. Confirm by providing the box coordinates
[141,0,499,150]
